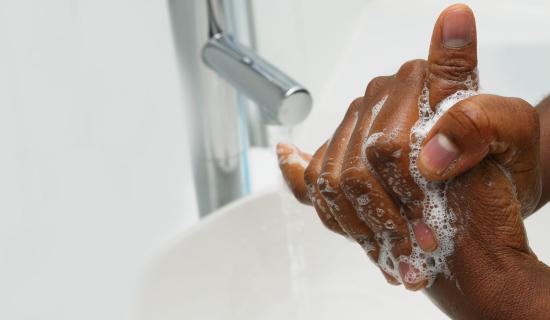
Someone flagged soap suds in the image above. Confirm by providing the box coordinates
[361,96,389,166]
[369,95,388,129]
[398,86,478,286]
[359,86,478,286]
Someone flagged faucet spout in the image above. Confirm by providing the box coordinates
[202,1,312,126]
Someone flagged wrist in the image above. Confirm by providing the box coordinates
[488,253,550,320]
[498,252,550,319]
[426,247,550,319]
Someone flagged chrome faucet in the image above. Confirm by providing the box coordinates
[202,0,312,126]
[168,0,312,216]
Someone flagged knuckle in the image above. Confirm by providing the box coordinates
[430,57,476,82]
[348,97,364,113]
[317,172,341,198]
[304,164,319,195]
[366,132,408,164]
[365,76,390,98]
[396,60,427,88]
[448,101,491,139]
[397,59,427,82]
[317,172,340,198]
[399,59,427,74]
[365,143,379,166]
[366,142,384,167]
[340,167,367,196]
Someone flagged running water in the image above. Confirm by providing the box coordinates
[276,127,311,319]
[279,189,310,318]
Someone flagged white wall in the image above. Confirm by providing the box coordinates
[0,0,197,319]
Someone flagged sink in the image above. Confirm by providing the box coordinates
[132,189,446,319]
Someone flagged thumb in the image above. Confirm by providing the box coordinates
[428,4,478,107]
[418,94,541,215]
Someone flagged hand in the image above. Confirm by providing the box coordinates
[278,4,549,319]
[279,3,484,289]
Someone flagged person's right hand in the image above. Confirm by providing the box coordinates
[279,4,549,319]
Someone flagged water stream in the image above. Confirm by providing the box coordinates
[276,126,311,319]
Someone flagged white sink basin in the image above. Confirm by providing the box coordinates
[132,189,446,319]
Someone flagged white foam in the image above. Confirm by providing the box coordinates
[402,86,477,286]
[359,86,478,286]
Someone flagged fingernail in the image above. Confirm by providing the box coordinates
[399,262,412,280]
[399,262,422,285]
[442,7,474,48]
[419,133,459,175]
[413,221,438,252]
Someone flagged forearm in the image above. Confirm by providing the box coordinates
[536,95,550,208]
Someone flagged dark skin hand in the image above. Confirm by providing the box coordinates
[278,4,550,319]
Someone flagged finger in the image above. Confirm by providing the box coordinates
[366,60,438,253]
[381,268,400,286]
[341,79,412,260]
[277,142,312,205]
[364,75,393,100]
[418,94,541,215]
[317,98,379,259]
[277,142,346,235]
[428,4,478,107]
[399,262,429,291]
[304,143,347,236]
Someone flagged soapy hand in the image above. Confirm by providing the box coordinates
[278,4,547,318]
